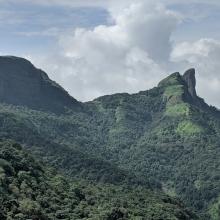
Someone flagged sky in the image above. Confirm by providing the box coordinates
[0,0,220,108]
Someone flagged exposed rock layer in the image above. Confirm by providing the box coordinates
[183,68,197,98]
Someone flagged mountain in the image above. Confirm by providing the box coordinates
[0,140,197,219]
[0,56,81,113]
[0,56,220,219]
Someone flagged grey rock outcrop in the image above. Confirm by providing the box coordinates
[183,68,197,98]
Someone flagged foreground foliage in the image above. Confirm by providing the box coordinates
[0,140,197,220]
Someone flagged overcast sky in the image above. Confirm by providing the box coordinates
[0,0,220,108]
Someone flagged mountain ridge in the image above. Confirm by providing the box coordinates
[1,55,220,114]
[0,56,81,114]
[0,56,220,219]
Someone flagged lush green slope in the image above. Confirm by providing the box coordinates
[85,71,220,219]
[0,57,219,219]
[0,104,153,188]
[0,140,197,220]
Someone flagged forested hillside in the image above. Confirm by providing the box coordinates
[0,140,197,219]
[0,56,220,219]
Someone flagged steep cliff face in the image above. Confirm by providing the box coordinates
[181,68,218,114]
[0,56,81,113]
[183,68,197,98]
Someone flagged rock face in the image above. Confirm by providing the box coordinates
[183,68,197,98]
[182,68,214,112]
[0,56,80,113]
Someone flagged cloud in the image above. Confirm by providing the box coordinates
[29,1,179,101]
[14,0,220,108]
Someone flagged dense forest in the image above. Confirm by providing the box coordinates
[0,140,197,219]
[0,56,220,219]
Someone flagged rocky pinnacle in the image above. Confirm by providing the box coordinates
[183,68,197,98]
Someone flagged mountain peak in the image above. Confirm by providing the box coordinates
[158,72,183,88]
[0,56,81,113]
[183,68,197,98]
[158,69,198,99]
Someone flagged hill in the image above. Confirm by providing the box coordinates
[0,140,197,219]
[0,56,81,113]
[0,56,219,219]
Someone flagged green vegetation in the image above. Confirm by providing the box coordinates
[163,85,184,100]
[158,72,183,88]
[0,60,219,219]
[176,120,204,135]
[165,103,190,117]
[0,86,217,218]
[209,197,220,220]
[0,140,197,220]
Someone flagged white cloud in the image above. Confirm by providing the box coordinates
[21,0,220,109]
[30,1,179,101]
